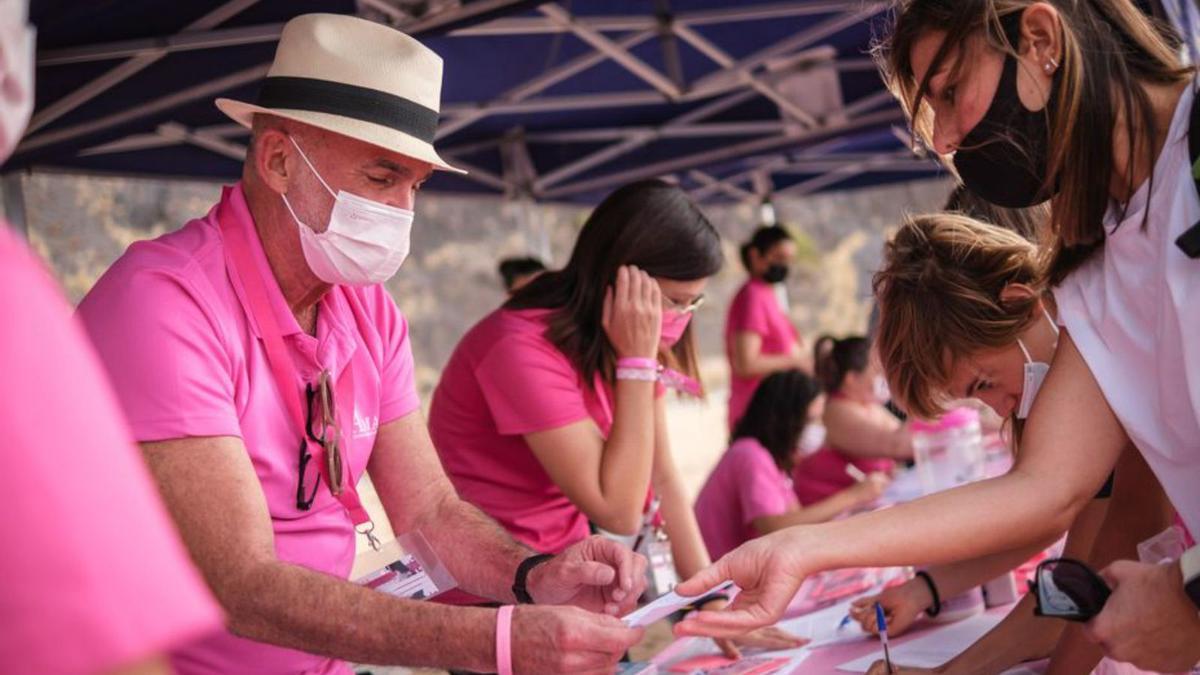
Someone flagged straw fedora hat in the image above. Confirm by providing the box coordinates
[217,13,463,173]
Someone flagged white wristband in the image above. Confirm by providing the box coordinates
[616,367,657,382]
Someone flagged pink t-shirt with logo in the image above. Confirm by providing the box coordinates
[725,279,799,428]
[78,184,420,675]
[430,307,623,555]
[694,437,799,560]
[0,225,221,673]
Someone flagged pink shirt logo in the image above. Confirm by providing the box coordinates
[353,408,379,439]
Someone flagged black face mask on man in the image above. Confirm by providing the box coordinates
[952,15,1057,209]
[762,263,789,284]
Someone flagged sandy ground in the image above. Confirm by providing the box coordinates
[350,388,732,674]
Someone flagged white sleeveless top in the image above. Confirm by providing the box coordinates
[1054,81,1200,537]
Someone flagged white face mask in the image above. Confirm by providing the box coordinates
[1015,307,1060,420]
[0,1,35,164]
[281,136,414,286]
[873,375,891,405]
[798,422,827,456]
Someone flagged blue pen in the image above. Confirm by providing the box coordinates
[875,602,894,673]
[836,613,853,632]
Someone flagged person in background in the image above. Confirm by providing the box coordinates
[430,179,802,658]
[695,370,888,561]
[0,1,224,672]
[78,15,644,675]
[498,256,546,295]
[675,3,1200,669]
[791,335,912,506]
[725,225,810,428]
[854,212,1175,675]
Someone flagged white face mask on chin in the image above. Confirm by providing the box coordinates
[1015,307,1060,420]
[0,1,35,165]
[280,136,414,286]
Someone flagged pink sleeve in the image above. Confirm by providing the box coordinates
[371,288,421,423]
[0,231,221,672]
[728,286,771,337]
[78,268,241,442]
[474,334,592,436]
[733,443,795,523]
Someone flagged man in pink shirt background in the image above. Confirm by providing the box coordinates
[725,225,810,429]
[0,2,223,671]
[76,13,645,675]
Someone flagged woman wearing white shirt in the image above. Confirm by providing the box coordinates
[673,2,1200,671]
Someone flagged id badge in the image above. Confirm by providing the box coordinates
[352,531,457,600]
[638,533,678,601]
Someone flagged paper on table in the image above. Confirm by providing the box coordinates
[835,612,1005,672]
[623,581,736,628]
[776,598,870,649]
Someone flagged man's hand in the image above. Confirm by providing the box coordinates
[851,579,932,638]
[672,529,813,638]
[1084,559,1200,671]
[511,605,644,675]
[527,535,647,615]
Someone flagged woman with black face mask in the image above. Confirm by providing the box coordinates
[674,3,1200,672]
[725,225,811,428]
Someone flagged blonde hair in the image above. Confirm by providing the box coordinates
[875,0,1192,285]
[872,212,1045,419]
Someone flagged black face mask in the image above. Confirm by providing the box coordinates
[762,264,789,284]
[952,22,1057,208]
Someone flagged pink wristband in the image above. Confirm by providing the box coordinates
[616,356,658,370]
[496,605,514,675]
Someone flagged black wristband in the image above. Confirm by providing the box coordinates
[690,592,730,610]
[915,570,942,618]
[512,554,554,604]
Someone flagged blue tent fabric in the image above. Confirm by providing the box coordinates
[11,1,950,203]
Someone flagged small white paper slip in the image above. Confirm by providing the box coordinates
[835,612,1005,672]
[622,581,736,628]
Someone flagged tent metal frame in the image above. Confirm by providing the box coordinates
[21,0,943,204]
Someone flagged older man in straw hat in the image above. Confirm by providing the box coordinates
[79,13,646,675]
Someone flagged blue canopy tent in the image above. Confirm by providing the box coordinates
[6,0,1180,211]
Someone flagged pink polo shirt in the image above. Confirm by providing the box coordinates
[429,307,619,555]
[78,184,421,675]
[694,437,799,560]
[724,279,799,428]
[0,225,221,673]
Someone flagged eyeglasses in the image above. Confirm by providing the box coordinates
[296,370,345,511]
[663,293,705,315]
[1029,557,1111,622]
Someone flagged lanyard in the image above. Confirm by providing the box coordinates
[218,204,380,550]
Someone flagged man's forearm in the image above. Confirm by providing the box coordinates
[414,491,535,603]
[225,558,497,671]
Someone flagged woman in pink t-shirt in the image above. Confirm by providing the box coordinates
[724,225,810,428]
[430,179,801,656]
[695,370,887,560]
[792,335,913,506]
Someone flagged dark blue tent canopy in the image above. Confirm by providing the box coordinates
[8,1,964,204]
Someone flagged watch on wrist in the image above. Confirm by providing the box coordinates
[512,553,554,604]
[1181,545,1200,613]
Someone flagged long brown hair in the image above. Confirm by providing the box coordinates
[506,179,723,391]
[876,0,1191,284]
[872,212,1044,419]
